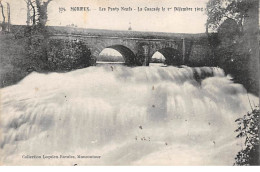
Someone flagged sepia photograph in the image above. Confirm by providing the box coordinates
[0,0,259,166]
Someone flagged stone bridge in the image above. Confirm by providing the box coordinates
[47,26,209,66]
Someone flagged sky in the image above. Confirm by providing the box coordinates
[1,0,210,33]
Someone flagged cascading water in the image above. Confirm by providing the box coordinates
[0,65,258,165]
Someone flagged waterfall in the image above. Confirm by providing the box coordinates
[0,65,257,165]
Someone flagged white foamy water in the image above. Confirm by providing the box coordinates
[0,65,258,165]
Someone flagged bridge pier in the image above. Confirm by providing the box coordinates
[182,38,185,64]
[142,45,150,66]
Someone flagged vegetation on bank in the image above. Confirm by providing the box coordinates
[0,34,32,87]
[0,0,94,88]
[206,0,259,165]
[234,107,260,165]
[206,0,259,96]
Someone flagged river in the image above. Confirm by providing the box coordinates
[0,64,258,165]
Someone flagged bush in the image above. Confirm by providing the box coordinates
[47,39,92,71]
[234,107,260,165]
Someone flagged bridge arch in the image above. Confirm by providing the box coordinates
[151,51,166,64]
[92,44,136,65]
[107,45,136,65]
[151,48,182,66]
[98,48,125,63]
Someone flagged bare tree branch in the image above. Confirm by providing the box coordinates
[28,0,36,25]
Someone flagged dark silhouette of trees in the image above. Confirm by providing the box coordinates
[206,0,259,94]
[206,0,253,33]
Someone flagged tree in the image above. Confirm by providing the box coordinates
[6,2,10,32]
[35,0,52,27]
[0,0,6,31]
[23,0,53,67]
[205,0,259,95]
[206,0,253,33]
[25,0,30,25]
[24,0,52,27]
[25,0,36,25]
